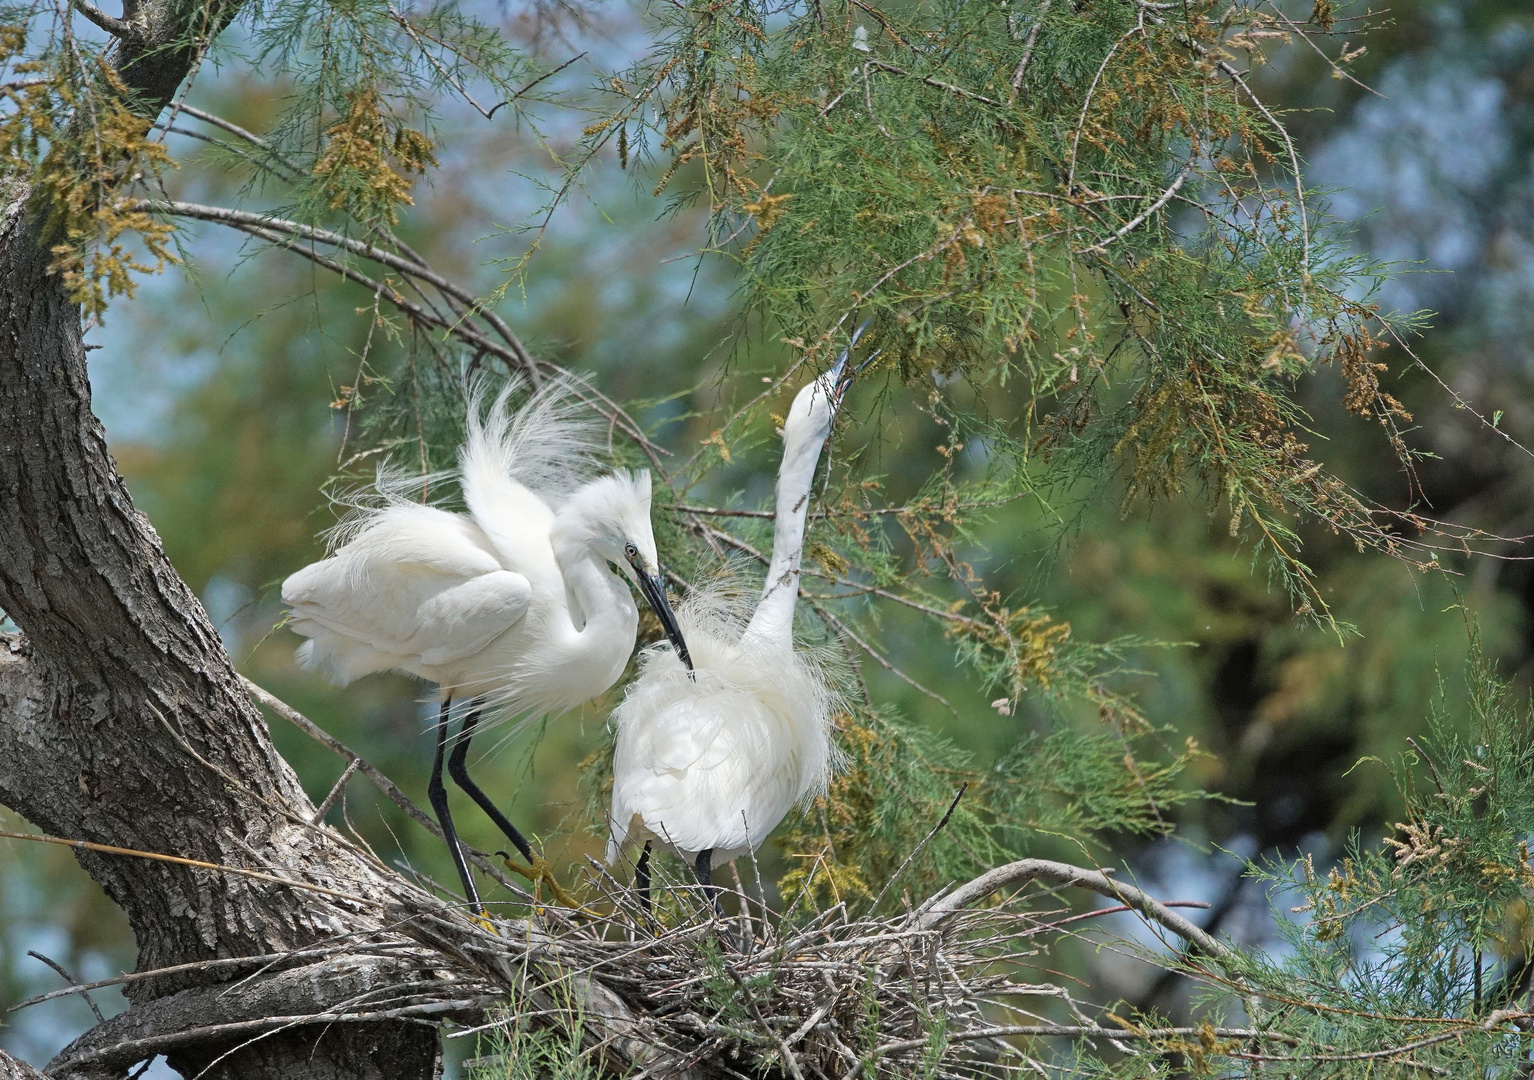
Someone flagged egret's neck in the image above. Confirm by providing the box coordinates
[745,428,829,646]
[552,532,637,638]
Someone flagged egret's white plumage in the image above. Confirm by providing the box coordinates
[607,363,850,870]
[282,374,691,911]
[283,376,688,720]
[606,589,837,864]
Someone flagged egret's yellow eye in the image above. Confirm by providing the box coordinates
[624,542,639,559]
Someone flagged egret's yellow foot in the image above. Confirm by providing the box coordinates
[501,853,587,913]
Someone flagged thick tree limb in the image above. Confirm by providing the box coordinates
[0,0,447,1074]
[49,953,467,1080]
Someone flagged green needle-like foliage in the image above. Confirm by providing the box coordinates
[1113,638,1534,1077]
[570,0,1472,630]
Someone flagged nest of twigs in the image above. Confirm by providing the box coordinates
[382,852,1239,1080]
[28,835,1240,1079]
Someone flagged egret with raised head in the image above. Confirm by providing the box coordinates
[283,376,691,912]
[606,333,872,920]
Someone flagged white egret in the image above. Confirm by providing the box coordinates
[282,376,692,912]
[606,333,872,918]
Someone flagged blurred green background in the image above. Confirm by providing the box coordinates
[6,0,1534,1069]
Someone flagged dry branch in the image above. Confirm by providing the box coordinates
[914,858,1233,958]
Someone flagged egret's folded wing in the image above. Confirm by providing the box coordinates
[283,506,532,678]
[411,573,532,666]
[632,694,734,776]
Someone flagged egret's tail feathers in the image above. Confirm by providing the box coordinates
[461,372,606,507]
[289,622,399,686]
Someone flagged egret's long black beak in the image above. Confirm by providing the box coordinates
[829,320,881,408]
[630,556,694,673]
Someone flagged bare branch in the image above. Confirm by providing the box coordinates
[1075,161,1193,255]
[132,204,675,466]
[865,60,1005,108]
[130,199,537,372]
[913,857,1234,960]
[27,951,105,1022]
[70,0,131,37]
[1007,0,1050,106]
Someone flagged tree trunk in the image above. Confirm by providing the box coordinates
[0,6,444,1073]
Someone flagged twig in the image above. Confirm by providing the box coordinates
[501,52,588,113]
[27,952,104,1021]
[868,784,966,912]
[174,104,306,179]
[1233,1007,1528,1067]
[69,0,129,37]
[1007,0,1050,106]
[0,829,374,904]
[312,758,360,824]
[913,858,1233,961]
[864,60,1005,108]
[131,199,536,371]
[876,1023,1284,1055]
[11,944,395,1012]
[808,601,960,721]
[1075,162,1192,255]
[724,965,807,1080]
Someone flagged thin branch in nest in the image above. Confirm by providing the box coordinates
[868,783,966,912]
[0,828,374,904]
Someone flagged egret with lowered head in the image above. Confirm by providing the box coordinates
[606,334,871,922]
[283,376,691,912]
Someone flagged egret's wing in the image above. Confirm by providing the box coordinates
[283,505,532,682]
[607,624,835,861]
[609,693,724,860]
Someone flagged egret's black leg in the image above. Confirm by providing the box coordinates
[694,848,738,949]
[635,841,653,915]
[695,848,725,920]
[428,697,483,914]
[447,701,535,864]
[447,701,581,908]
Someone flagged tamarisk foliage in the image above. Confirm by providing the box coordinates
[575,0,1470,626]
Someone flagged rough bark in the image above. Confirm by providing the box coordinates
[0,3,442,1076]
[0,1052,48,1080]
